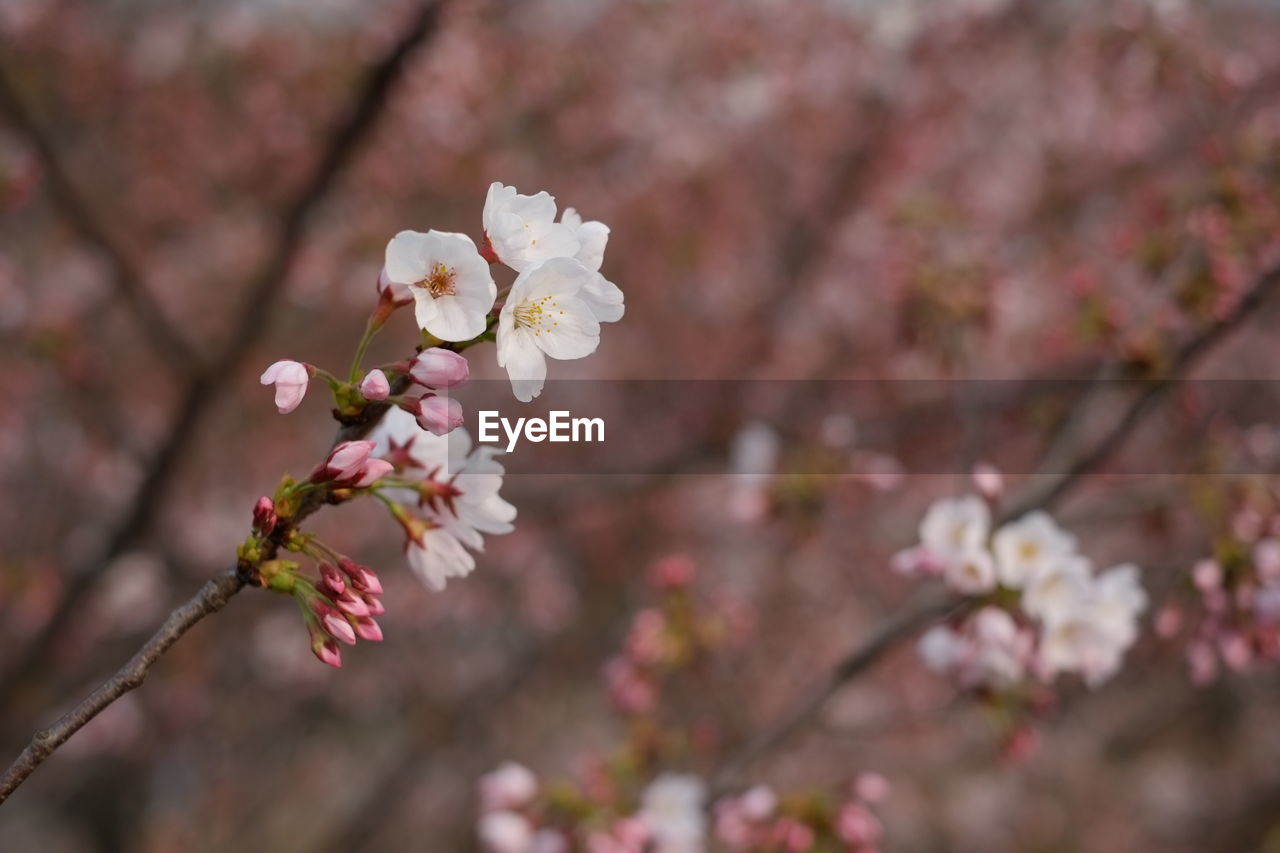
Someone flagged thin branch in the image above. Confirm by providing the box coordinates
[712,259,1280,785]
[0,65,199,367]
[0,0,446,718]
[0,567,245,804]
[711,588,964,789]
[1003,258,1280,520]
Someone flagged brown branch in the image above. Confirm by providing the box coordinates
[712,259,1280,786]
[711,588,963,789]
[0,0,446,719]
[0,65,198,367]
[0,567,246,804]
[1003,258,1280,520]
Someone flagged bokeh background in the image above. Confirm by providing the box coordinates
[3,0,1280,850]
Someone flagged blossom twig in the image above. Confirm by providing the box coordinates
[0,568,246,804]
[0,0,447,721]
[713,259,1280,785]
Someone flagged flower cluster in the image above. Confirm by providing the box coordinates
[373,407,516,592]
[474,557,885,853]
[899,492,1148,689]
[248,184,602,666]
[1156,497,1280,685]
[603,556,749,717]
[714,776,889,853]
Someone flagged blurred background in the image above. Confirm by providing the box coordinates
[3,0,1280,850]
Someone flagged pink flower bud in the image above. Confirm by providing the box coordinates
[331,588,371,618]
[312,638,343,668]
[252,496,277,535]
[341,558,384,595]
[972,462,1004,499]
[319,563,345,596]
[359,368,391,401]
[324,441,376,481]
[363,594,386,616]
[351,459,394,488]
[835,804,881,846]
[1193,559,1223,593]
[479,762,539,812]
[378,266,413,304]
[854,772,891,804]
[412,394,464,436]
[259,359,311,414]
[316,441,392,488]
[648,555,695,589]
[410,348,470,389]
[353,616,384,642]
[321,610,357,645]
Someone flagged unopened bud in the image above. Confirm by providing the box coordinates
[410,348,469,389]
[359,369,391,401]
[409,393,464,436]
[252,496,277,535]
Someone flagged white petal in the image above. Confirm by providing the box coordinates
[385,230,431,283]
[533,295,599,360]
[499,330,548,402]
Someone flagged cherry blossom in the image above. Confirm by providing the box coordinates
[482,182,579,272]
[497,256,601,402]
[383,229,496,341]
[259,359,311,414]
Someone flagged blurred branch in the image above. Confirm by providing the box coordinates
[1003,258,1280,520]
[0,0,446,721]
[0,65,199,367]
[712,586,964,789]
[0,567,246,804]
[713,258,1280,787]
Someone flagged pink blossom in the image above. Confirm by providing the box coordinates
[410,393,464,436]
[359,368,391,401]
[648,555,696,589]
[259,359,311,414]
[479,762,539,813]
[353,616,383,642]
[410,347,470,389]
[252,496,277,535]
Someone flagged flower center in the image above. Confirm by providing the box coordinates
[415,263,457,298]
[513,295,564,337]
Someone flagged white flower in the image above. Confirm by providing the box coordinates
[919,495,990,563]
[407,526,475,592]
[1037,565,1146,687]
[478,811,533,853]
[918,625,967,673]
[497,257,601,402]
[966,606,1031,688]
[373,408,516,590]
[383,229,496,341]
[479,762,539,813]
[943,547,998,595]
[640,774,707,853]
[482,183,580,272]
[1021,554,1092,625]
[992,511,1076,589]
[560,207,624,323]
[1091,563,1147,646]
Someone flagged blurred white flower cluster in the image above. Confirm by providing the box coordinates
[902,495,1148,688]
